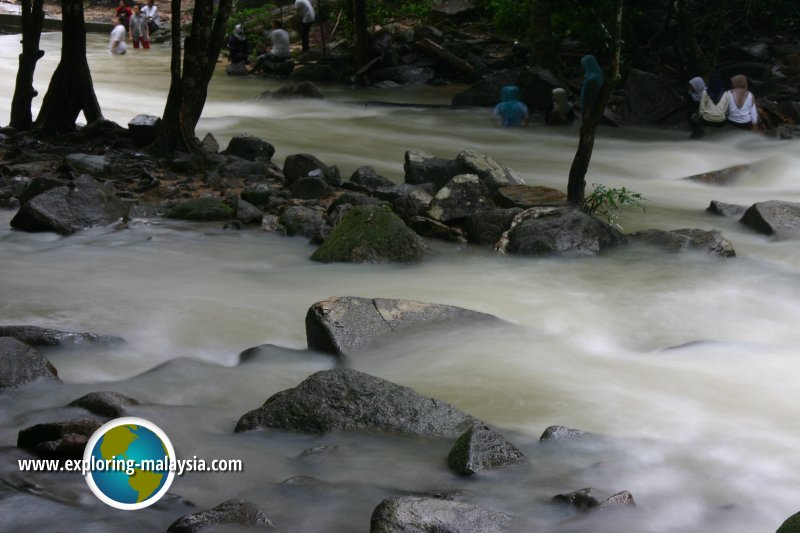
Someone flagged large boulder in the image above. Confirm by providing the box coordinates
[222,134,275,161]
[554,488,635,512]
[427,174,493,223]
[627,228,736,257]
[0,325,123,347]
[235,368,477,436]
[454,150,525,193]
[0,337,60,392]
[305,296,498,356]
[167,499,275,532]
[447,424,526,475]
[404,150,462,189]
[623,69,684,124]
[465,208,522,245]
[167,198,233,221]
[10,175,129,235]
[17,418,102,460]
[777,511,800,533]
[309,205,427,263]
[64,154,110,176]
[67,391,140,418]
[499,207,625,257]
[370,496,513,533]
[740,200,800,236]
[283,153,341,186]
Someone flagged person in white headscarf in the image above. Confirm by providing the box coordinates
[687,76,705,121]
[545,88,575,126]
[226,24,250,64]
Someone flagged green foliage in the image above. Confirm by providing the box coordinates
[584,183,646,230]
[476,0,530,38]
[226,4,276,57]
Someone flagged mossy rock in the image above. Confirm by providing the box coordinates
[167,198,233,221]
[777,511,800,533]
[310,205,427,263]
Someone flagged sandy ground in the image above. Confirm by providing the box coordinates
[0,0,180,23]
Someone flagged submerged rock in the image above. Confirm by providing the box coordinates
[707,200,747,218]
[67,391,140,418]
[167,198,233,221]
[739,200,800,236]
[553,488,602,511]
[683,164,749,185]
[64,154,110,176]
[167,499,275,532]
[0,325,123,347]
[309,205,427,263]
[0,337,60,392]
[540,425,593,441]
[305,296,498,356]
[17,418,102,460]
[370,496,513,533]
[447,423,526,475]
[235,368,477,436]
[627,228,736,257]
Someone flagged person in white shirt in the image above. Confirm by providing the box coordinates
[294,0,315,52]
[141,0,159,34]
[726,74,758,131]
[110,17,127,55]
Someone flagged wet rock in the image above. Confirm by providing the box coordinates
[540,425,592,441]
[427,174,493,223]
[238,344,313,363]
[279,205,326,238]
[0,337,60,392]
[370,496,512,533]
[220,159,272,180]
[223,220,244,230]
[329,191,389,212]
[167,499,275,532]
[596,490,636,510]
[64,154,110,176]
[623,69,684,124]
[235,368,477,436]
[67,391,140,418]
[310,205,427,263]
[235,198,263,224]
[683,164,749,185]
[740,200,800,236]
[348,166,395,191]
[201,132,219,153]
[393,189,434,220]
[553,488,602,511]
[777,510,800,533]
[127,114,162,147]
[404,150,462,189]
[465,208,522,245]
[17,418,102,460]
[495,185,567,208]
[500,207,625,257]
[305,296,497,356]
[406,216,466,242]
[627,228,736,258]
[264,81,323,99]
[0,325,123,347]
[241,189,275,208]
[372,66,436,85]
[283,153,341,186]
[447,424,526,475]
[222,134,275,162]
[290,64,336,82]
[225,62,249,76]
[455,150,524,193]
[10,175,129,235]
[290,175,336,199]
[707,200,747,218]
[167,198,233,221]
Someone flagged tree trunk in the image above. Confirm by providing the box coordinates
[9,0,45,130]
[530,0,555,70]
[566,0,623,206]
[156,0,234,154]
[34,0,102,136]
[351,0,369,71]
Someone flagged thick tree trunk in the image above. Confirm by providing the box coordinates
[34,0,102,136]
[351,0,369,71]
[530,0,555,70]
[156,0,234,154]
[9,0,45,130]
[566,0,623,206]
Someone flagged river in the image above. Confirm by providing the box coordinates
[1,32,799,532]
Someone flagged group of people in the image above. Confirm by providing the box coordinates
[688,73,759,137]
[110,0,160,55]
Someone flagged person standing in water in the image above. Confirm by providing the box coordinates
[110,16,128,55]
[579,54,604,119]
[129,5,150,49]
[492,85,529,127]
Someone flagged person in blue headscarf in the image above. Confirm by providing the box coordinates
[579,55,605,118]
[492,85,529,127]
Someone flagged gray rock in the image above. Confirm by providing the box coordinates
[683,164,749,185]
[17,418,102,460]
[329,191,389,212]
[226,62,249,76]
[495,185,567,208]
[305,296,498,356]
[623,69,684,124]
[540,425,591,441]
[167,198,233,221]
[267,81,323,99]
[627,228,736,258]
[10,175,129,235]
[596,490,635,510]
[707,200,747,218]
[454,150,524,192]
[393,189,434,220]
[235,198,264,224]
[235,368,477,436]
[223,134,275,162]
[283,153,341,186]
[0,325,123,347]
[500,207,625,257]
[370,496,512,533]
[404,150,462,189]
[406,216,466,242]
[279,205,326,238]
[64,154,110,176]
[201,132,219,153]
[349,165,395,191]
[447,424,526,475]
[0,337,60,392]
[290,175,336,199]
[167,499,275,532]
[740,200,800,236]
[220,158,272,180]
[67,391,140,418]
[127,114,162,147]
[427,174,493,223]
[465,208,522,245]
[289,64,337,82]
[553,488,602,511]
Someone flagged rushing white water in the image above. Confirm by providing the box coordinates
[1,32,800,532]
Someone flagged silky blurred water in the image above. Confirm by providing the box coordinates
[1,32,800,532]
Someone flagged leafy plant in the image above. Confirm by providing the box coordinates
[584,183,646,230]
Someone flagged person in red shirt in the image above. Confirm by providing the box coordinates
[115,0,132,32]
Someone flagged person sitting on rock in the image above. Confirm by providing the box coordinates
[545,88,575,126]
[492,85,529,127]
[726,74,759,132]
[690,72,730,138]
[226,24,250,65]
[141,0,159,35]
[251,19,293,76]
[687,76,705,121]
[115,0,132,32]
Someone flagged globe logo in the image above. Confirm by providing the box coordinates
[83,417,176,510]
